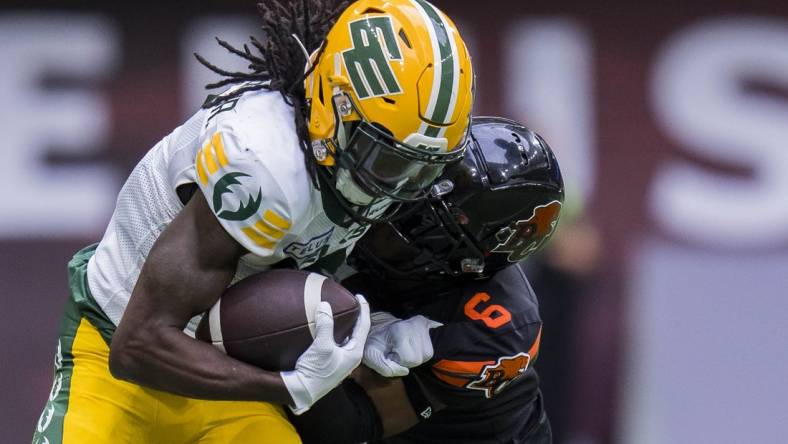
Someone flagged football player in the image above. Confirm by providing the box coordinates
[289,117,564,443]
[32,0,473,443]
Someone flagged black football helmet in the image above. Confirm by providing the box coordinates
[349,116,565,280]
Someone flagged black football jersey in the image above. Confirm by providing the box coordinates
[346,264,550,444]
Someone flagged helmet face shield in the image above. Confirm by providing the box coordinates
[338,121,466,202]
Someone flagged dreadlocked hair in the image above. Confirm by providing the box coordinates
[195,0,351,186]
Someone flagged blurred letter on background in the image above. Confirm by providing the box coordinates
[505,19,595,206]
[650,18,788,248]
[0,14,118,238]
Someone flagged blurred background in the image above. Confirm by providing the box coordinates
[2,0,787,442]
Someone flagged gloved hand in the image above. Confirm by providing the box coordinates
[363,311,442,377]
[281,294,370,414]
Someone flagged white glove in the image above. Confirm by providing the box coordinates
[281,294,370,414]
[363,311,442,378]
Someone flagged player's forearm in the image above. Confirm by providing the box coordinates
[107,189,293,402]
[353,366,420,437]
[109,324,293,405]
[289,378,384,444]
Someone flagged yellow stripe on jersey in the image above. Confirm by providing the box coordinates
[263,209,291,230]
[196,152,209,185]
[196,132,229,184]
[203,145,218,174]
[239,210,291,250]
[241,226,277,249]
[253,219,286,239]
[211,132,229,167]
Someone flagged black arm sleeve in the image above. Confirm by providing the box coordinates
[288,379,384,444]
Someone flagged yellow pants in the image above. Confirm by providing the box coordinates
[33,317,301,444]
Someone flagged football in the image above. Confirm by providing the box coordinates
[195,269,359,371]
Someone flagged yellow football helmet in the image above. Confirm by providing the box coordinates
[305,0,474,206]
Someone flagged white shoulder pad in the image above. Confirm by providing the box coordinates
[195,128,294,256]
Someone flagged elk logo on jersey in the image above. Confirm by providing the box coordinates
[491,200,562,262]
[466,353,531,399]
[342,16,403,99]
[195,132,263,222]
[212,172,262,221]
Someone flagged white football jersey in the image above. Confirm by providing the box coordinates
[86,88,376,329]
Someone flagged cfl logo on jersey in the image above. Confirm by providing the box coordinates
[284,228,335,262]
[342,16,404,99]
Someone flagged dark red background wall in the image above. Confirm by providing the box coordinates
[4,1,788,443]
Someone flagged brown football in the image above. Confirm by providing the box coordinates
[195,269,359,371]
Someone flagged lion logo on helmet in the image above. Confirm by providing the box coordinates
[491,200,562,262]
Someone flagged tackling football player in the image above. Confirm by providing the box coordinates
[32,0,473,443]
[289,117,564,443]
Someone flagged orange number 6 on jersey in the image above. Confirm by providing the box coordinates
[464,292,512,329]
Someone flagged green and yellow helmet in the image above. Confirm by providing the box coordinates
[305,0,474,207]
